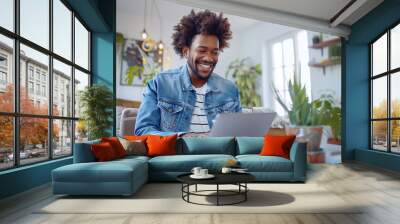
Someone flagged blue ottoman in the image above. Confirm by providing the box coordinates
[52,156,148,196]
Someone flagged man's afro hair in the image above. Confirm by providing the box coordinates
[172,10,232,57]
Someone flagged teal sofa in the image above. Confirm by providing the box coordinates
[52,137,306,196]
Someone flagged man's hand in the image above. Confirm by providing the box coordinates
[181,132,209,137]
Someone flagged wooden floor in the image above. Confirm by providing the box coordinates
[1,162,400,224]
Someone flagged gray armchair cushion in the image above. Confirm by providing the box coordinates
[119,108,139,137]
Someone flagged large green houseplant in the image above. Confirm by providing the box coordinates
[226,58,262,107]
[273,76,341,151]
[79,84,114,140]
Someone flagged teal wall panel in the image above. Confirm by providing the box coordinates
[91,0,116,135]
[343,43,369,160]
[92,33,114,87]
[92,32,116,136]
[355,149,400,172]
[344,0,400,171]
[0,158,72,199]
[65,0,110,32]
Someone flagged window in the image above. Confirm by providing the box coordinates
[53,0,72,60]
[370,23,400,153]
[0,54,7,67]
[0,71,6,85]
[0,0,91,170]
[75,17,90,70]
[0,34,13,113]
[53,119,72,158]
[74,69,89,119]
[20,0,49,49]
[42,85,46,97]
[0,0,14,32]
[53,59,72,117]
[36,83,40,95]
[269,31,311,115]
[28,81,34,94]
[0,54,7,87]
[35,70,41,81]
[28,67,34,80]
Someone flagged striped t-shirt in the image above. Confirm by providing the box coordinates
[189,84,210,133]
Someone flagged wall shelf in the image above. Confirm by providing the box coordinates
[309,60,340,68]
[309,38,341,49]
[308,59,341,74]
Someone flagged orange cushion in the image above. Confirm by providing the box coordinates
[91,142,118,161]
[259,135,296,159]
[146,134,177,157]
[101,137,127,158]
[124,135,149,142]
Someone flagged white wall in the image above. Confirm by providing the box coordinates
[307,32,341,103]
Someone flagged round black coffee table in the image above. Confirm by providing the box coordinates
[177,173,255,206]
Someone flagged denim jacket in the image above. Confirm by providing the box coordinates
[134,64,241,136]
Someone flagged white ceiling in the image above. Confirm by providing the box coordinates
[117,0,384,38]
[225,0,353,23]
[223,0,384,26]
[162,0,384,37]
[117,0,260,34]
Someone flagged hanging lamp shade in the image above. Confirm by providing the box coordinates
[158,40,164,50]
[141,29,148,40]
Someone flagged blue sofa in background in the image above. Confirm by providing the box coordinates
[52,137,307,196]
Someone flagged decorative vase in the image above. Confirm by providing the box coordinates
[285,126,323,152]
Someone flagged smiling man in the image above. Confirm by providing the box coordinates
[134,10,241,137]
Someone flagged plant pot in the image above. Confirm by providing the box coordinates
[285,126,323,152]
[312,35,321,45]
[307,150,325,163]
[267,128,286,136]
[327,138,341,145]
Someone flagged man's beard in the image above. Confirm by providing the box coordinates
[187,55,215,81]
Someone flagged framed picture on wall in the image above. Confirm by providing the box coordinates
[118,38,163,86]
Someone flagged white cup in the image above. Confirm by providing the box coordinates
[200,169,208,176]
[221,167,232,174]
[191,167,202,176]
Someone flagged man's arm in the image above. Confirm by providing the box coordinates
[234,85,242,112]
[134,79,177,136]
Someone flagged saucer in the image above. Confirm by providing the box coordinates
[190,174,215,179]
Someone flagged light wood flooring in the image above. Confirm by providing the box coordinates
[1,162,400,224]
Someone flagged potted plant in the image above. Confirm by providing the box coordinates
[273,76,341,162]
[226,58,262,108]
[273,77,322,150]
[313,93,341,145]
[312,35,321,45]
[328,43,342,65]
[79,84,114,140]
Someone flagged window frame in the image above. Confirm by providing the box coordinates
[266,31,312,115]
[0,0,92,171]
[370,20,400,154]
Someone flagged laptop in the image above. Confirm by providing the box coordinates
[208,112,277,137]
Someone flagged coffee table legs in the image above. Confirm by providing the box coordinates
[181,183,249,206]
[216,184,219,206]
